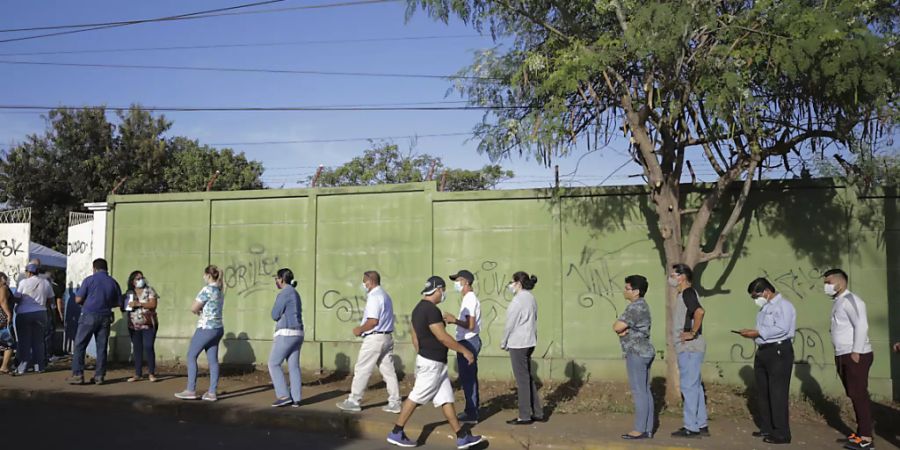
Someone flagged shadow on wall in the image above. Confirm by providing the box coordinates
[738,365,763,431]
[542,360,587,420]
[221,332,256,376]
[794,362,852,436]
[306,352,351,386]
[651,376,666,432]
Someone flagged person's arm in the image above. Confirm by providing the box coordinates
[0,293,11,325]
[500,298,519,350]
[428,322,474,365]
[680,289,705,342]
[354,318,378,337]
[56,297,64,321]
[845,295,870,363]
[613,304,634,334]
[410,322,419,354]
[143,288,158,310]
[74,279,88,305]
[191,287,208,315]
[353,296,381,336]
[271,291,287,321]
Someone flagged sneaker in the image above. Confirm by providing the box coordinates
[456,412,479,424]
[845,439,875,450]
[386,430,416,447]
[93,377,105,385]
[382,402,402,414]
[148,374,158,382]
[291,402,300,408]
[272,397,293,408]
[127,376,142,382]
[671,427,702,438]
[174,390,199,400]
[699,426,711,436]
[456,434,485,449]
[201,392,218,402]
[67,375,84,385]
[336,399,362,412]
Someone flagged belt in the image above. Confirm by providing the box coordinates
[363,331,392,337]
[758,339,792,350]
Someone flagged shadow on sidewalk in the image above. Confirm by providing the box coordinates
[416,419,448,446]
[304,353,350,386]
[738,365,763,431]
[299,389,346,406]
[794,363,853,436]
[651,376,666,433]
[218,384,272,400]
[542,361,586,420]
[873,401,900,448]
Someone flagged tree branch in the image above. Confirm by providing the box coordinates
[699,150,760,264]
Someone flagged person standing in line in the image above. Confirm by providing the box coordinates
[0,273,15,375]
[68,258,122,385]
[613,275,655,440]
[443,269,482,424]
[824,268,876,450]
[175,265,225,402]
[268,268,304,408]
[123,270,159,382]
[15,263,54,375]
[737,278,796,445]
[501,271,544,425]
[385,276,484,449]
[337,271,402,413]
[669,263,710,438]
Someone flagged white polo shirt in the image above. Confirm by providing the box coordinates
[455,291,482,341]
[361,285,395,335]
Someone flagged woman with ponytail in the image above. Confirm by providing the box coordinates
[175,265,225,402]
[500,271,544,425]
[267,268,305,407]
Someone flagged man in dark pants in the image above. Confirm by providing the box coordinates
[67,258,122,385]
[738,278,796,445]
[824,268,875,450]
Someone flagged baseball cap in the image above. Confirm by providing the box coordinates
[449,269,474,285]
[25,263,40,274]
[421,276,446,295]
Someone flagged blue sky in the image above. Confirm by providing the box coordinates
[0,0,714,189]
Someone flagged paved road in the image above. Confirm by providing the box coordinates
[5,399,401,450]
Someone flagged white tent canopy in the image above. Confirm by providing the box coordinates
[29,241,66,269]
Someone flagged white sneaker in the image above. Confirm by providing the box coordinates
[382,402,402,414]
[201,392,218,402]
[336,399,362,412]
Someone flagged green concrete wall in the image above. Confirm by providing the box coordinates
[104,181,899,400]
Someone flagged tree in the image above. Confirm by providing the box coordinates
[311,142,514,190]
[408,0,898,403]
[0,106,264,251]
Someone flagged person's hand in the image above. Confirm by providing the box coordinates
[462,350,475,365]
[680,331,695,342]
[739,329,759,339]
[617,329,629,337]
[893,342,900,353]
[352,326,363,337]
[443,312,457,324]
[851,352,860,363]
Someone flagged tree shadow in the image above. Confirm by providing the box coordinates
[305,352,350,386]
[794,362,852,436]
[541,360,586,420]
[221,332,256,376]
[738,365,763,431]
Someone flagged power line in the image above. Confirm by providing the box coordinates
[0,59,496,80]
[0,0,285,44]
[0,104,525,113]
[209,131,471,146]
[0,0,399,44]
[0,34,483,57]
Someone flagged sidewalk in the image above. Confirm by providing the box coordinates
[1,362,897,450]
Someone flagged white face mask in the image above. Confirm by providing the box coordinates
[439,291,446,303]
[507,282,517,294]
[360,282,368,293]
[753,296,767,308]
[824,283,837,296]
[135,279,146,289]
[454,281,463,292]
[667,276,679,287]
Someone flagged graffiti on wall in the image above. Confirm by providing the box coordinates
[760,266,823,301]
[223,244,280,298]
[729,327,828,369]
[565,246,622,317]
[319,288,414,339]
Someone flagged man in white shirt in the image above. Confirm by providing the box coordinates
[337,271,402,413]
[443,269,482,424]
[824,268,875,450]
[14,263,55,374]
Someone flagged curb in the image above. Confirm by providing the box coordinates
[1,388,690,450]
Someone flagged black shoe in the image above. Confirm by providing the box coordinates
[93,377,104,385]
[506,418,534,425]
[530,416,547,423]
[752,431,770,438]
[699,426,711,437]
[621,432,652,440]
[671,428,702,438]
[764,436,792,445]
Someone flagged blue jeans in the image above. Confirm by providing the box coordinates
[267,334,304,402]
[71,312,112,378]
[15,311,46,374]
[129,328,157,377]
[186,327,224,394]
[626,353,655,434]
[677,351,708,432]
[456,336,481,418]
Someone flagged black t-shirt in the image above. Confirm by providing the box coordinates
[411,299,448,363]
[681,287,703,336]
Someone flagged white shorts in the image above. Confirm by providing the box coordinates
[407,355,454,407]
